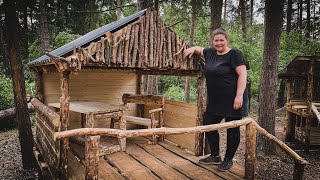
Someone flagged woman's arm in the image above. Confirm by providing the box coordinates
[234,65,247,110]
[183,46,205,58]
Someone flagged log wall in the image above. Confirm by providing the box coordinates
[66,9,200,72]
[43,70,138,129]
[35,110,60,178]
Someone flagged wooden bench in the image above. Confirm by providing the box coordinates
[122,93,165,144]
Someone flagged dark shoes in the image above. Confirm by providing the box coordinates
[218,159,233,171]
[199,156,222,165]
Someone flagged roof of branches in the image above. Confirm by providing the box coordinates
[278,56,320,79]
[27,9,147,67]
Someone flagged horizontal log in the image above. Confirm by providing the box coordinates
[122,93,164,105]
[0,103,34,122]
[252,121,308,165]
[149,108,163,114]
[31,98,60,128]
[54,117,253,140]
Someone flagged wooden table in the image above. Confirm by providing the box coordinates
[48,101,126,151]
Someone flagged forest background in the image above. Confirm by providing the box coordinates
[0,0,319,129]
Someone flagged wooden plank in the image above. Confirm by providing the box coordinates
[68,151,85,180]
[134,138,224,180]
[70,143,124,180]
[98,158,125,180]
[105,151,159,180]
[154,139,244,180]
[126,142,188,180]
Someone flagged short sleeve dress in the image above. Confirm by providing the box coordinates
[203,48,249,118]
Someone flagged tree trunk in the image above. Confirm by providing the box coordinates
[298,0,303,31]
[185,0,197,102]
[250,0,254,25]
[286,0,292,33]
[305,0,311,38]
[39,0,50,53]
[224,0,227,21]
[239,0,247,37]
[137,0,153,10]
[4,0,35,168]
[277,79,286,108]
[257,0,284,154]
[210,0,223,46]
[117,0,121,20]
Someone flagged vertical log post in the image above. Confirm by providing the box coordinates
[293,161,305,180]
[245,121,256,180]
[34,68,44,102]
[305,59,314,153]
[195,75,205,156]
[285,79,295,142]
[85,135,100,180]
[59,70,70,179]
[118,111,126,151]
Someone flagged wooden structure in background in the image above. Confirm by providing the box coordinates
[278,56,320,152]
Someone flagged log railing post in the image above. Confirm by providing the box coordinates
[85,135,100,180]
[59,70,70,179]
[195,75,205,156]
[245,121,256,180]
[305,59,315,153]
[293,161,305,180]
[285,79,294,142]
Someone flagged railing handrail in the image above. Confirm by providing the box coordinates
[54,117,253,140]
[252,121,308,165]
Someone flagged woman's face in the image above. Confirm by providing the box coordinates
[213,34,228,53]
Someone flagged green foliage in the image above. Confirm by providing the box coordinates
[0,75,14,110]
[164,85,185,102]
[52,30,81,49]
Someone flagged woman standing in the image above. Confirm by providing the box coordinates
[183,28,249,171]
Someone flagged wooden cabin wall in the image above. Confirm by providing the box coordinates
[145,100,197,153]
[43,70,138,129]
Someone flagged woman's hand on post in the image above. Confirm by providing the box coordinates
[233,95,243,110]
[183,47,195,59]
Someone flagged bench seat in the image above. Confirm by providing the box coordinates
[126,115,159,128]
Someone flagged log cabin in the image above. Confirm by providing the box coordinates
[278,56,320,152]
[27,8,308,180]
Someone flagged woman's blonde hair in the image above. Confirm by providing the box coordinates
[212,28,228,40]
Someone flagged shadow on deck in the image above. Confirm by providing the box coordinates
[68,137,244,180]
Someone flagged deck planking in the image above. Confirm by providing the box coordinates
[68,137,245,179]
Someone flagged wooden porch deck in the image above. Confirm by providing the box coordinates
[68,137,245,180]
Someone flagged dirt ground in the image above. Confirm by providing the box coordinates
[0,110,319,179]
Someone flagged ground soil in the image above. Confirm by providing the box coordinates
[0,110,319,179]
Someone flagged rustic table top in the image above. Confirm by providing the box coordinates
[48,101,125,114]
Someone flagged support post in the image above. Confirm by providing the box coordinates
[34,68,44,102]
[85,135,100,180]
[305,59,314,153]
[245,121,256,180]
[59,71,70,179]
[195,75,205,156]
[118,111,126,151]
[285,79,295,142]
[293,161,305,180]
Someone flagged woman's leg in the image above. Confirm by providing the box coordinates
[203,112,223,156]
[224,117,241,160]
